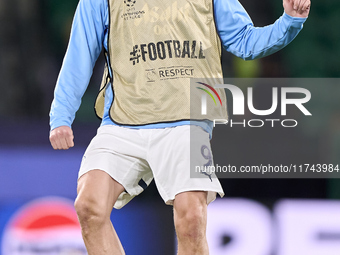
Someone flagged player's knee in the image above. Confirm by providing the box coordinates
[74,195,107,231]
[175,204,206,241]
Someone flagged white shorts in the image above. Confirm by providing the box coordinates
[79,125,224,209]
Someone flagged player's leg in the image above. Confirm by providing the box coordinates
[173,191,209,255]
[74,169,125,255]
[147,125,224,255]
[74,125,153,254]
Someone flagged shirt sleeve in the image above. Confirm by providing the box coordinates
[49,0,108,131]
[214,0,307,60]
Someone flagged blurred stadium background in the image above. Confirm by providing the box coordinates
[0,0,340,254]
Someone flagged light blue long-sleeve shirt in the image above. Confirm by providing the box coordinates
[49,0,307,134]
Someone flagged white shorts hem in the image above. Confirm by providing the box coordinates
[164,188,225,206]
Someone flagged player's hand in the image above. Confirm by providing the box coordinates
[49,126,74,150]
[283,0,311,18]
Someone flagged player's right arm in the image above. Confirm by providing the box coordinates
[49,0,108,150]
[50,126,74,150]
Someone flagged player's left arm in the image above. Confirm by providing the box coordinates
[214,0,311,60]
[284,0,311,18]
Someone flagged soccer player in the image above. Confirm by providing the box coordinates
[49,0,310,254]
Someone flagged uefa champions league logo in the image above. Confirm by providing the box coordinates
[124,0,136,7]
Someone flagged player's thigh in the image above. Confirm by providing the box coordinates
[78,125,153,209]
[76,169,125,214]
[149,125,224,205]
